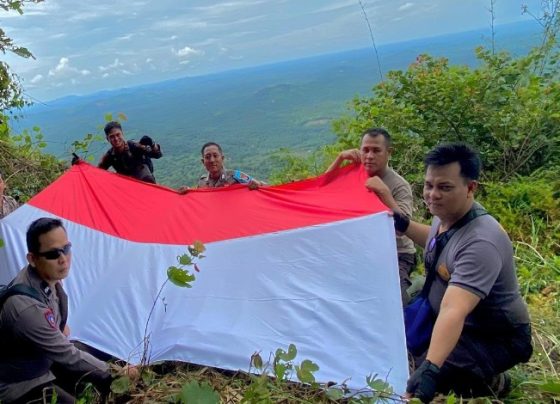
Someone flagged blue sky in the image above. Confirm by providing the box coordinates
[2,0,542,101]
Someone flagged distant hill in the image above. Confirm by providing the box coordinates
[14,20,542,187]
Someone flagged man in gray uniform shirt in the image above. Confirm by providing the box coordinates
[393,143,532,402]
[326,128,417,305]
[0,218,135,403]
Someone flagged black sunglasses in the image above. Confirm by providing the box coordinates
[36,243,72,260]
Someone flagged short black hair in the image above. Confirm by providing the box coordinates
[104,121,122,136]
[424,143,481,181]
[362,128,392,147]
[26,218,66,254]
[201,142,223,156]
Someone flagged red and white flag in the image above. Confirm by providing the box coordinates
[0,162,408,392]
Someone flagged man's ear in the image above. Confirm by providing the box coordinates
[27,252,37,267]
[467,180,478,196]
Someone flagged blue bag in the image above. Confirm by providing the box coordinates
[403,205,488,356]
[404,295,435,356]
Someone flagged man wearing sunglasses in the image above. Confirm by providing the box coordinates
[326,128,417,306]
[0,218,135,403]
[0,171,19,219]
[393,143,532,402]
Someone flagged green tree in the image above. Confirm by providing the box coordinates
[0,0,44,111]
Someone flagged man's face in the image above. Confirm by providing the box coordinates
[423,162,476,221]
[201,145,225,177]
[360,134,391,177]
[106,127,126,150]
[27,227,72,285]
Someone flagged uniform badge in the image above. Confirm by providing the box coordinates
[437,264,451,281]
[44,309,57,329]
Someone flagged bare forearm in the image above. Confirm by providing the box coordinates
[426,307,466,367]
[404,220,431,247]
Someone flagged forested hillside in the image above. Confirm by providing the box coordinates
[13,20,542,188]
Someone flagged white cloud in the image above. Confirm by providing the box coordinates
[99,58,124,72]
[30,74,43,84]
[81,69,91,76]
[399,2,414,11]
[102,73,110,78]
[146,58,153,63]
[48,57,70,76]
[174,46,202,58]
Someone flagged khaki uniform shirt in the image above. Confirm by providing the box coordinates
[0,195,18,219]
[0,266,109,402]
[197,169,255,188]
[380,167,416,254]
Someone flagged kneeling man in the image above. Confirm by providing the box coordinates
[395,143,532,402]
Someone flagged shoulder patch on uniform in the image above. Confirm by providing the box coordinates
[44,308,57,329]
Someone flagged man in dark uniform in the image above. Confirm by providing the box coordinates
[0,218,135,403]
[98,121,162,184]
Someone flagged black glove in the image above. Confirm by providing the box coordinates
[393,210,410,233]
[406,360,441,403]
[139,135,155,147]
[71,153,81,165]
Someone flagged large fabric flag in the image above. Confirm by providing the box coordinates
[0,162,408,393]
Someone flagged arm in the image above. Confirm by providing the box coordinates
[325,149,361,173]
[137,136,162,159]
[426,286,480,366]
[98,152,112,170]
[406,286,480,402]
[392,211,431,247]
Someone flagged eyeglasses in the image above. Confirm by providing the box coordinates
[36,243,72,260]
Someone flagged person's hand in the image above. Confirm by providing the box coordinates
[177,186,190,194]
[405,360,441,403]
[248,180,260,190]
[139,135,155,147]
[63,324,71,337]
[339,149,361,164]
[365,176,391,204]
[0,175,5,197]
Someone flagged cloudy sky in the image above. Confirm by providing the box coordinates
[1,0,542,101]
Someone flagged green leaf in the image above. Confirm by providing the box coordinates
[118,112,128,122]
[326,388,344,400]
[167,266,195,287]
[274,363,287,380]
[104,113,113,122]
[110,376,130,394]
[178,254,193,266]
[534,380,560,394]
[250,352,263,369]
[141,368,156,386]
[0,239,4,248]
[179,380,220,404]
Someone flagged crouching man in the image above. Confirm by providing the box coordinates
[0,218,135,403]
[394,143,532,402]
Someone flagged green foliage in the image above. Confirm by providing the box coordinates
[167,241,206,288]
[333,46,560,182]
[0,116,64,202]
[179,380,220,404]
[0,0,44,111]
[111,375,131,395]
